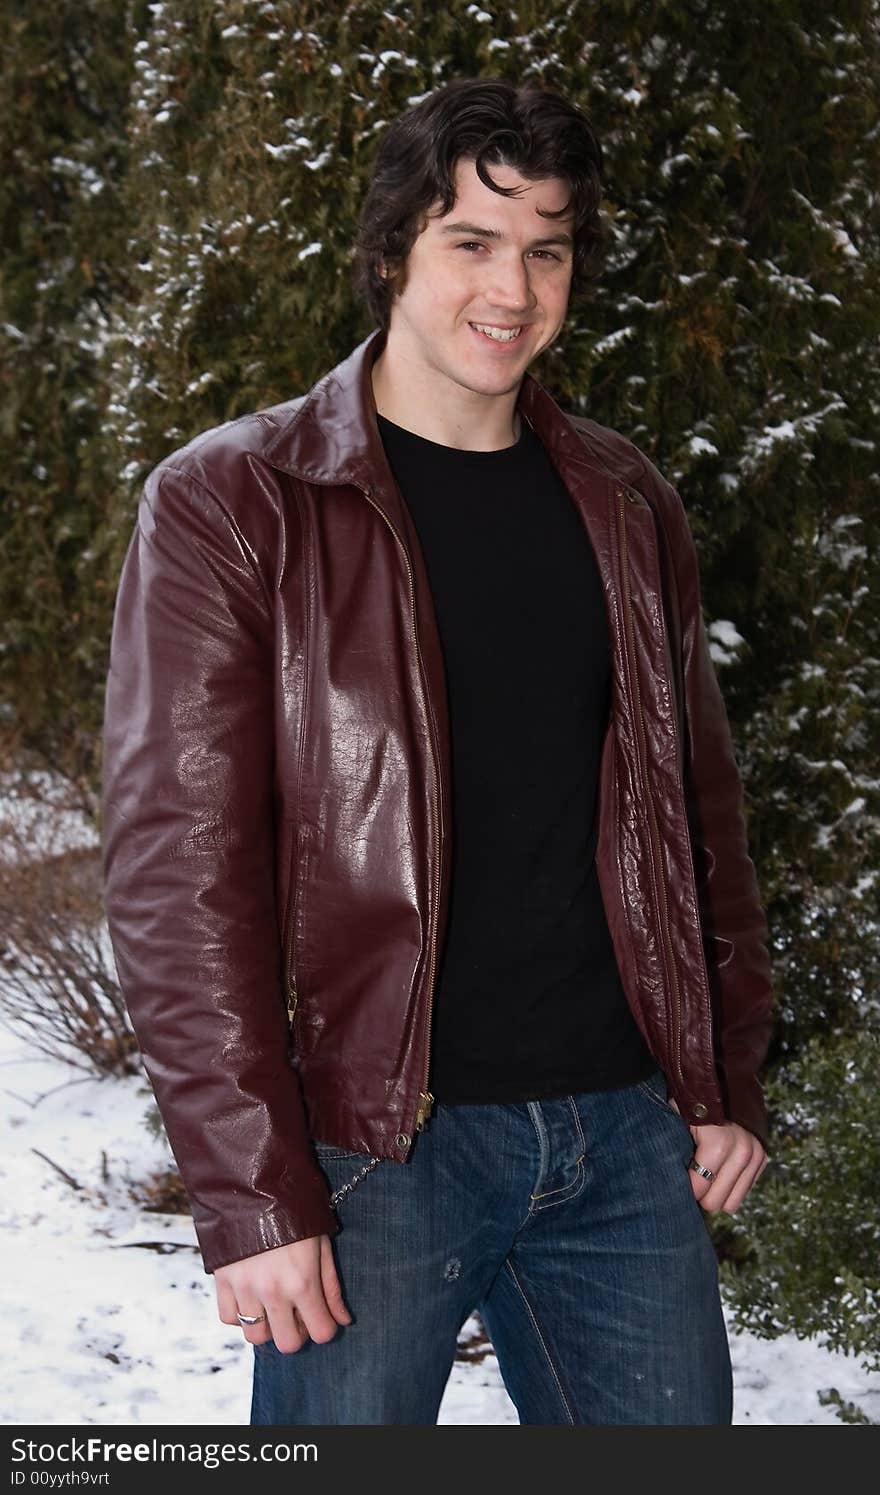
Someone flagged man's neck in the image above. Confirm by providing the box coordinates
[371,344,522,452]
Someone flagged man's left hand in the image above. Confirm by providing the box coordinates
[668,1101,769,1213]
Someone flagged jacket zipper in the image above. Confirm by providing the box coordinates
[361,485,438,1140]
[282,835,299,1032]
[616,484,685,1086]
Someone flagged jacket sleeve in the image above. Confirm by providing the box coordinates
[663,486,775,1151]
[101,462,339,1272]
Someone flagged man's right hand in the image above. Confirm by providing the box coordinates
[214,1234,353,1354]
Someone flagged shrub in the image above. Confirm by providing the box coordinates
[718,1027,880,1422]
[0,765,138,1076]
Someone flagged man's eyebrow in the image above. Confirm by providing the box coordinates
[439,220,574,248]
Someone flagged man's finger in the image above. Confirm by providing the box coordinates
[687,1155,717,1203]
[215,1276,241,1327]
[716,1148,767,1213]
[691,1137,765,1214]
[295,1278,348,1346]
[260,1295,307,1355]
[320,1234,354,1326]
[235,1297,272,1344]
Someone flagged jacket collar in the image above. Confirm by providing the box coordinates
[259,328,644,896]
[261,325,609,493]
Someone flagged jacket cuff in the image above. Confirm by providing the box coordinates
[196,1174,341,1275]
[717,1065,771,1153]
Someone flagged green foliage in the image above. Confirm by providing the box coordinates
[1,0,136,781]
[141,1091,165,1143]
[719,1028,880,1418]
[816,1387,876,1424]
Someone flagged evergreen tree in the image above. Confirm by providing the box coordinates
[3,0,878,1412]
[0,0,135,784]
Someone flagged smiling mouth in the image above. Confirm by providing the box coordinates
[469,322,525,343]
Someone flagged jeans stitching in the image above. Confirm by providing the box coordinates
[525,1100,550,1201]
[637,1076,680,1117]
[502,1257,576,1424]
[566,1094,588,1158]
[520,1096,590,1219]
[531,1160,583,1200]
[313,1146,368,1159]
[529,1156,585,1209]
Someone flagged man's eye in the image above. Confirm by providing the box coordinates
[456,242,560,261]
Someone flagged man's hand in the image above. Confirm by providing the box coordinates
[668,1100,769,1214]
[214,1234,353,1354]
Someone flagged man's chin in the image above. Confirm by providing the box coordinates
[453,370,525,401]
[451,348,529,393]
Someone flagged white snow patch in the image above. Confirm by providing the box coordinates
[660,152,693,179]
[0,772,98,863]
[687,435,720,458]
[708,618,746,666]
[591,326,636,358]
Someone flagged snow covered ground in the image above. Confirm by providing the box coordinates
[2,1026,877,1427]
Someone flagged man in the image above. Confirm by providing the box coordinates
[102,77,773,1426]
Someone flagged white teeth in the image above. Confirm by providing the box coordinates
[471,323,523,342]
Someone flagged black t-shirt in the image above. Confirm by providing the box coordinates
[376,411,656,1102]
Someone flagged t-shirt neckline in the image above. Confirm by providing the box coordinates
[375,411,530,459]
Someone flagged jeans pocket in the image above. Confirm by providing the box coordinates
[637,1066,682,1117]
[311,1146,383,1211]
[312,1141,370,1161]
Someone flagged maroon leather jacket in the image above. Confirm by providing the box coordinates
[101,327,774,1274]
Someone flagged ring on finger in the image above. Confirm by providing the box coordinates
[236,1310,268,1326]
[689,1158,716,1182]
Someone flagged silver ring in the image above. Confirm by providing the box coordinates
[690,1159,716,1181]
[236,1310,267,1326]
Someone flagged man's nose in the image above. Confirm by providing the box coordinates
[486,255,537,311]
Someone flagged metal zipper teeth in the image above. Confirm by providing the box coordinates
[616,484,685,1086]
[282,552,312,1030]
[360,485,439,1139]
[282,852,298,1028]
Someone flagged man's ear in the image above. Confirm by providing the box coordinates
[379,258,406,301]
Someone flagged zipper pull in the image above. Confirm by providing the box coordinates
[286,980,298,1026]
[415,1091,434,1131]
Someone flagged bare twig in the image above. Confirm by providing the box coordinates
[4,1075,96,1109]
[30,1147,84,1192]
[0,773,138,1079]
[109,1242,199,1254]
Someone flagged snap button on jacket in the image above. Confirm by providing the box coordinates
[101,327,774,1274]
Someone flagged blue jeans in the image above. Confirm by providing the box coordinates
[250,1065,732,1425]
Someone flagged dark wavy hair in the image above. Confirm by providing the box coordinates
[352,76,607,331]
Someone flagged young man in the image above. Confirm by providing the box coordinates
[101,78,773,1426]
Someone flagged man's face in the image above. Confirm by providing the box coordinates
[382,156,574,400]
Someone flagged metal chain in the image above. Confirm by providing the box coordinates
[329,1155,382,1209]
